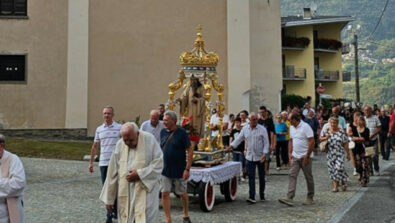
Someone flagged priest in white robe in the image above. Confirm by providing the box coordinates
[100,122,163,223]
[0,134,26,223]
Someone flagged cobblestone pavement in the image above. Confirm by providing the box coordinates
[22,151,395,223]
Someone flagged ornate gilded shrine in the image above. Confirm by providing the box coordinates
[167,25,226,164]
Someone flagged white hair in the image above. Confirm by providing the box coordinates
[0,134,5,144]
[249,112,258,119]
[121,122,139,134]
[164,110,178,123]
[150,109,160,116]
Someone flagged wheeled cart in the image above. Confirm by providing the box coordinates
[187,161,241,212]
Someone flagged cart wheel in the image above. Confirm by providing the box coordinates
[198,182,215,212]
[223,177,237,201]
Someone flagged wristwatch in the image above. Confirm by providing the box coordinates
[185,169,190,172]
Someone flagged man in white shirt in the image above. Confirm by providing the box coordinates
[302,102,315,118]
[279,112,315,206]
[141,110,165,143]
[210,111,230,145]
[229,113,269,204]
[88,106,122,222]
[364,106,382,175]
[0,134,26,223]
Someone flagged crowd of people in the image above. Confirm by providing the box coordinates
[88,100,395,222]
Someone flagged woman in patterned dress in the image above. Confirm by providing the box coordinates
[320,117,350,192]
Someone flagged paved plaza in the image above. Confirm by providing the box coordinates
[23,152,394,223]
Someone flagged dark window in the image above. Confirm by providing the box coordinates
[0,55,26,81]
[313,30,318,48]
[0,0,27,16]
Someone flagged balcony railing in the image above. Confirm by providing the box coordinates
[343,71,351,82]
[282,36,310,50]
[315,69,339,81]
[314,38,343,53]
[283,66,306,80]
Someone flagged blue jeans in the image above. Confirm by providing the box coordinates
[100,166,117,221]
[233,151,246,168]
[246,160,265,200]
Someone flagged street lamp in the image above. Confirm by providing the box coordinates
[346,24,361,103]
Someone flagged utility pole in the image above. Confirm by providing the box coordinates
[353,34,360,103]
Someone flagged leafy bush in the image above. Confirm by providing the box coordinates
[281,94,307,110]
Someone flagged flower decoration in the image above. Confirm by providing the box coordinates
[181,115,201,142]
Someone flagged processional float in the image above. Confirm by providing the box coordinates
[167,25,226,166]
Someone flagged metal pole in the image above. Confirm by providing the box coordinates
[354,34,360,103]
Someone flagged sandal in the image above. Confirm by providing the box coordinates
[342,184,347,191]
[332,188,339,193]
[183,217,192,223]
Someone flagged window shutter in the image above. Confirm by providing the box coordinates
[14,0,26,15]
[0,55,26,81]
[0,0,14,15]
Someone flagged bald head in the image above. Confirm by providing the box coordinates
[364,106,372,117]
[149,110,160,127]
[249,112,258,128]
[121,122,139,148]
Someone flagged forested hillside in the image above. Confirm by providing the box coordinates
[281,0,395,106]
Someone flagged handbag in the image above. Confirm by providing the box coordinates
[348,141,355,149]
[319,129,329,152]
[358,130,375,156]
[319,140,329,152]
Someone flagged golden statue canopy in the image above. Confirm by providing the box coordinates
[167,25,226,156]
[180,25,219,78]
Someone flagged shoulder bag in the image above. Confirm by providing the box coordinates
[319,130,329,153]
[358,130,375,156]
[162,128,177,150]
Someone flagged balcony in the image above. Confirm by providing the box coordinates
[283,65,306,80]
[343,71,351,82]
[314,38,342,53]
[282,36,310,51]
[315,69,339,81]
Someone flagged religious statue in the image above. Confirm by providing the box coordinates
[179,77,206,137]
[167,25,225,153]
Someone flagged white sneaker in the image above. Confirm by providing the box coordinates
[353,169,358,176]
[276,167,281,171]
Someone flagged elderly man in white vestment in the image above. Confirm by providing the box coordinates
[0,134,26,223]
[100,122,163,223]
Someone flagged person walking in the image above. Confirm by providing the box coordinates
[99,123,163,223]
[275,113,289,170]
[229,117,247,181]
[279,112,315,206]
[228,113,269,204]
[258,106,276,176]
[141,109,165,143]
[364,106,382,175]
[350,117,371,186]
[160,111,193,223]
[347,112,362,176]
[88,106,121,223]
[0,134,26,222]
[304,109,319,154]
[320,117,350,192]
[378,108,390,160]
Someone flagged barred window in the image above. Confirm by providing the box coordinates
[0,0,27,16]
[0,55,26,82]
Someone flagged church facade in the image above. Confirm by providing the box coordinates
[0,0,282,136]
